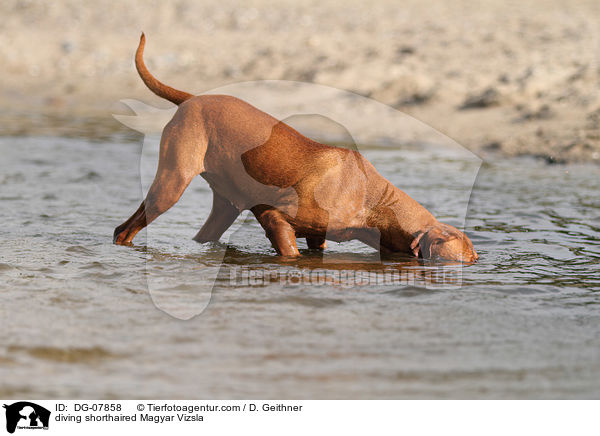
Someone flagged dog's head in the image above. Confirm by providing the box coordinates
[411,222,478,262]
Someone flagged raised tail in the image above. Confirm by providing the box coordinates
[135,33,194,105]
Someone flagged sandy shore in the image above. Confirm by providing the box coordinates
[1,0,599,162]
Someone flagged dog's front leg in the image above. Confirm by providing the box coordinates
[306,236,327,250]
[251,206,300,257]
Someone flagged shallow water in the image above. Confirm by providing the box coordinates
[1,135,599,399]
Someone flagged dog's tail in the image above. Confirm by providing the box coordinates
[135,33,194,105]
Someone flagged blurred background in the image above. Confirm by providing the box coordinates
[1,0,599,161]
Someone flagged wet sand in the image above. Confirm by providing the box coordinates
[1,0,600,162]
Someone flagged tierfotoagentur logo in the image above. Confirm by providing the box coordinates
[113,37,481,320]
[3,402,50,434]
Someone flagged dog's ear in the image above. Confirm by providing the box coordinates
[412,226,446,259]
[410,231,425,257]
[415,224,476,261]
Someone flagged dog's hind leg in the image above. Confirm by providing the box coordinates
[113,200,147,245]
[114,113,204,245]
[193,190,240,243]
[251,205,300,257]
[113,169,193,245]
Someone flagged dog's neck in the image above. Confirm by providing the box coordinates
[360,180,437,253]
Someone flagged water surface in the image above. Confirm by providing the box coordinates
[1,135,599,398]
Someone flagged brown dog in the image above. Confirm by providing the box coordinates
[114,34,478,263]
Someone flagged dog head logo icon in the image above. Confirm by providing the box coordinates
[3,402,50,434]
